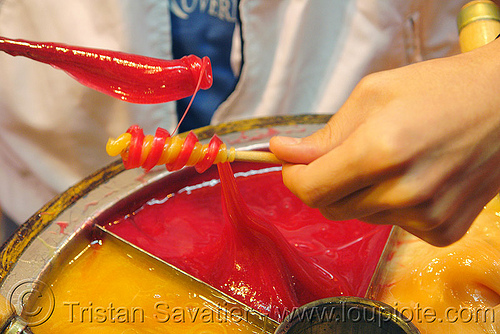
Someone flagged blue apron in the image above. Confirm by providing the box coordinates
[170,0,240,132]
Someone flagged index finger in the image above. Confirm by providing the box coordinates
[281,128,395,209]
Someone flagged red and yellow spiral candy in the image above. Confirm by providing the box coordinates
[106,125,236,173]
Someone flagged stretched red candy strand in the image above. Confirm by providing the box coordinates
[217,162,352,318]
[0,36,213,104]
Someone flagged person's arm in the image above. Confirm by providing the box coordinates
[270,37,500,246]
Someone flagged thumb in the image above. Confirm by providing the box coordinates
[270,116,343,164]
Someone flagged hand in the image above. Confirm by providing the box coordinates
[270,39,500,246]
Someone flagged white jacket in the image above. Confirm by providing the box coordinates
[0,0,468,223]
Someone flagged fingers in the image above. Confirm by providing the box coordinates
[280,128,387,208]
[317,151,467,221]
[363,183,496,246]
[269,102,365,164]
[416,170,500,246]
[269,122,336,164]
[277,128,491,246]
[335,161,500,246]
[298,137,500,246]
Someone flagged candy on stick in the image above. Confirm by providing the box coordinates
[106,125,281,173]
[0,36,213,103]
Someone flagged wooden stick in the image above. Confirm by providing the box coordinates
[233,150,282,165]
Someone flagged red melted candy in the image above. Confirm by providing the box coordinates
[0,36,212,104]
[105,162,391,321]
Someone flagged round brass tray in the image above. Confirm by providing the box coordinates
[0,114,331,325]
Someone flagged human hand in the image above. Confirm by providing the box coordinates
[270,39,500,246]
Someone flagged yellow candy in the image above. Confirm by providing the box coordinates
[27,236,274,333]
[106,133,131,157]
